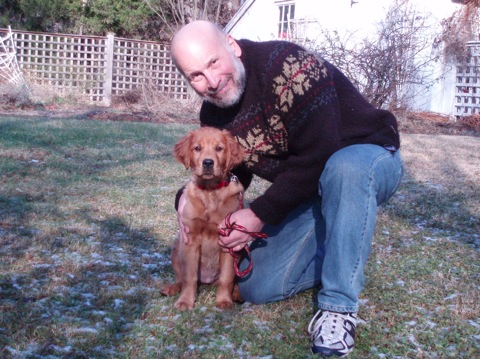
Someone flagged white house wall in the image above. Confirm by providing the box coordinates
[431,62,458,115]
[229,1,460,43]
[226,0,464,116]
[227,1,279,40]
[293,0,386,42]
[228,0,388,41]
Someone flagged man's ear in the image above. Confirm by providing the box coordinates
[227,35,242,58]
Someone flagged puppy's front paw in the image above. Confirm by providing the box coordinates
[174,299,194,311]
[160,283,182,296]
[216,300,234,310]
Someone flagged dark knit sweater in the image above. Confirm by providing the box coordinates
[200,39,400,225]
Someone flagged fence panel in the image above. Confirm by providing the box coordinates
[112,37,188,101]
[0,28,189,105]
[455,42,480,116]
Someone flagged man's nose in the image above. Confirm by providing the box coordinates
[204,70,220,90]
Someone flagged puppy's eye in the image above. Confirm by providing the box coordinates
[194,146,201,152]
[215,145,223,152]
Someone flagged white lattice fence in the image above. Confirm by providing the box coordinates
[455,41,480,116]
[0,28,189,105]
[14,31,108,101]
[112,37,188,100]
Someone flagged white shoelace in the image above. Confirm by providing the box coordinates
[308,310,356,344]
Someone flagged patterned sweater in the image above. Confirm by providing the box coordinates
[200,39,400,225]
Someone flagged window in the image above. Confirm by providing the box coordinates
[277,2,295,39]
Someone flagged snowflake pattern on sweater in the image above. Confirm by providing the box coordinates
[273,51,327,113]
[237,114,288,169]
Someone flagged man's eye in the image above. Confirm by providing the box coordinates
[190,74,203,82]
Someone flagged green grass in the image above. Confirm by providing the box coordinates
[0,116,479,358]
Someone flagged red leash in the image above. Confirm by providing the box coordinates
[195,175,268,277]
[218,212,268,277]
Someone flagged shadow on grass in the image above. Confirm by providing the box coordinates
[0,117,187,355]
[382,176,480,249]
[0,212,172,356]
[394,134,480,247]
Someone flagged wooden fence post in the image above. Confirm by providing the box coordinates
[104,32,115,106]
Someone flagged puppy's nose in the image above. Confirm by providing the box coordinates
[203,159,214,168]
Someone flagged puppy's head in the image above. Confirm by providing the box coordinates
[173,127,244,184]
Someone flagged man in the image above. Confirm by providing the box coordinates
[171,20,404,357]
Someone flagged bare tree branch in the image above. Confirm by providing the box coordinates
[297,0,445,110]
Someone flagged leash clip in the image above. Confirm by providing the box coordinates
[229,173,239,186]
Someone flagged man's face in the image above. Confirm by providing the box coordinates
[174,35,246,108]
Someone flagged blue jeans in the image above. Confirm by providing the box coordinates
[238,144,404,313]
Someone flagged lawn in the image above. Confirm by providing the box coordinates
[0,116,479,358]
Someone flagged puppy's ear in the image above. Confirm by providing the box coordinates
[224,130,244,170]
[173,132,193,169]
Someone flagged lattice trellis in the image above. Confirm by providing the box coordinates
[0,28,189,104]
[455,42,480,116]
[112,38,188,100]
[0,26,26,86]
[14,31,113,102]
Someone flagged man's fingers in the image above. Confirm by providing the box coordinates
[233,245,244,252]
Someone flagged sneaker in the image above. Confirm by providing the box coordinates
[308,310,357,357]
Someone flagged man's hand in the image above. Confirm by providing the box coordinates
[176,193,190,244]
[218,208,264,252]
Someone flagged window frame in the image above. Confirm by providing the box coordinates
[276,1,296,39]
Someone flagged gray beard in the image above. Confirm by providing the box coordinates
[205,58,246,108]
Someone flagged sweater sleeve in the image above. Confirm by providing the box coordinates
[249,47,343,224]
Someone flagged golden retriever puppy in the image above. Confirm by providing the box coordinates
[161,127,245,311]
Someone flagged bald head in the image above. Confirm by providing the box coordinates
[170,21,246,108]
[171,21,227,66]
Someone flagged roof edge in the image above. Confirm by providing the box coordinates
[224,0,256,33]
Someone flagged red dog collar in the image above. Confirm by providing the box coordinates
[196,180,230,190]
[196,173,238,190]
